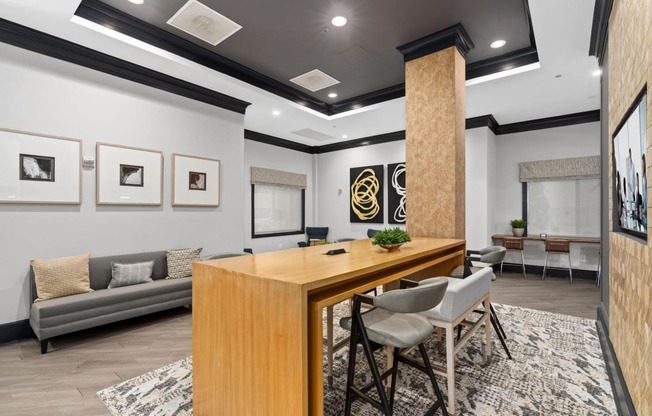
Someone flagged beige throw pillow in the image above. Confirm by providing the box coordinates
[165,248,202,279]
[31,253,93,302]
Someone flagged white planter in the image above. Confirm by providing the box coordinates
[512,228,525,237]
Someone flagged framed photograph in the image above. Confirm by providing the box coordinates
[20,154,55,182]
[96,143,163,205]
[172,154,220,207]
[0,128,81,204]
[119,164,144,187]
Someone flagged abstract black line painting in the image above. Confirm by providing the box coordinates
[388,162,406,224]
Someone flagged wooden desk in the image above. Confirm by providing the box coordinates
[492,234,600,244]
[192,237,465,415]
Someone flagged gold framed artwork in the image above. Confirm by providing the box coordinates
[0,128,81,204]
[172,154,220,207]
[96,142,163,205]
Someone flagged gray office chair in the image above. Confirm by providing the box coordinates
[366,228,381,238]
[543,239,572,283]
[340,278,449,416]
[450,246,507,279]
[297,226,329,247]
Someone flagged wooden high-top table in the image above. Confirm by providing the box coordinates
[192,237,465,415]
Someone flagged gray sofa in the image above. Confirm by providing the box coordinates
[29,251,191,354]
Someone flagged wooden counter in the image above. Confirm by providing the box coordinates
[492,234,600,244]
[192,237,465,415]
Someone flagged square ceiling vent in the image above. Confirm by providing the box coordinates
[167,0,242,46]
[289,69,340,92]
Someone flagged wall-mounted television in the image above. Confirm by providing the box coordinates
[613,88,647,240]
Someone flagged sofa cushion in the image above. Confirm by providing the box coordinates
[108,260,155,289]
[31,253,93,302]
[166,248,202,279]
[31,277,191,319]
[87,251,168,291]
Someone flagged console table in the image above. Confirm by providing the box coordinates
[192,237,465,415]
[491,234,600,244]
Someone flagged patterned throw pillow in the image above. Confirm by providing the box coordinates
[31,253,93,302]
[108,260,155,289]
[165,248,202,279]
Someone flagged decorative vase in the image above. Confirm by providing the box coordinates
[512,228,525,237]
[379,243,403,252]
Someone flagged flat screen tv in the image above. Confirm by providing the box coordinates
[613,88,647,239]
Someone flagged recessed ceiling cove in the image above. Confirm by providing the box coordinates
[166,0,241,46]
[290,69,340,92]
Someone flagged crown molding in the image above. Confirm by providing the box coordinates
[497,110,600,135]
[244,130,315,154]
[589,0,613,66]
[315,131,406,154]
[466,115,500,135]
[0,17,250,114]
[397,23,475,62]
[466,47,539,80]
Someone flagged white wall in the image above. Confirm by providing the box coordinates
[465,127,497,249]
[244,140,315,253]
[494,122,601,268]
[0,44,246,325]
[316,141,406,241]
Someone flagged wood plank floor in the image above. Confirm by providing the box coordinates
[0,273,601,415]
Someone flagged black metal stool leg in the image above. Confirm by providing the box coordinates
[344,326,359,416]
[389,347,400,410]
[490,304,507,339]
[357,319,392,415]
[417,343,449,416]
[490,314,512,360]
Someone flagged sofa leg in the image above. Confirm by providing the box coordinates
[40,340,48,354]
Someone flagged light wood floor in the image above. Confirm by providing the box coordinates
[0,273,601,415]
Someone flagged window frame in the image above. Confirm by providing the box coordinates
[251,184,305,239]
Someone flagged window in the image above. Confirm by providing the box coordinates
[250,166,307,239]
[526,179,600,237]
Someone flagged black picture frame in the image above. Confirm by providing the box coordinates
[119,164,144,187]
[19,153,55,182]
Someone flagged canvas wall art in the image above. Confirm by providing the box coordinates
[350,164,384,223]
[388,162,406,224]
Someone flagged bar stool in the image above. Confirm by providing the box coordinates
[543,239,572,282]
[340,279,449,416]
[500,237,526,277]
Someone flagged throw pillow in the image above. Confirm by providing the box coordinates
[165,248,202,279]
[108,260,155,289]
[31,253,93,302]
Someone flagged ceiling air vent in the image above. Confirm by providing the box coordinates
[291,128,337,142]
[167,0,241,46]
[289,69,340,92]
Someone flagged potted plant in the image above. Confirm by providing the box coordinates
[371,227,411,251]
[509,219,527,237]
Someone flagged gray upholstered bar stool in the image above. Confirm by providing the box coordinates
[543,239,572,282]
[340,278,449,416]
[501,237,527,277]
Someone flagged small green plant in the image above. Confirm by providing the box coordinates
[372,227,412,245]
[509,219,527,228]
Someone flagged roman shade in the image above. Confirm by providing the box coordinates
[250,167,307,189]
[519,155,600,182]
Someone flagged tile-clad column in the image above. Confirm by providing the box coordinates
[404,46,466,239]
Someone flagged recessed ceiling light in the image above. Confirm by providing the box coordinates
[272,110,281,116]
[128,0,144,4]
[328,92,338,98]
[331,16,347,27]
[555,74,562,78]
[490,39,506,49]
[592,69,602,77]
[342,134,348,139]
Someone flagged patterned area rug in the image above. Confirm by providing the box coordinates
[98,304,616,415]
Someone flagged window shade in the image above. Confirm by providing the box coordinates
[519,156,600,182]
[250,167,307,189]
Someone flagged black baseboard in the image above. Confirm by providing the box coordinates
[596,307,637,415]
[0,319,33,345]
[499,263,599,280]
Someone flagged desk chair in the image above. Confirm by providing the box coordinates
[501,237,526,277]
[297,226,329,247]
[543,239,572,282]
[450,246,506,279]
[340,279,449,416]
[367,228,381,238]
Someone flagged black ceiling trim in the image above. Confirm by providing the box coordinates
[466,115,499,135]
[0,17,250,114]
[397,23,475,62]
[329,84,406,115]
[244,130,316,154]
[589,0,613,66]
[466,47,539,80]
[522,0,537,49]
[315,131,406,154]
[497,110,600,135]
[75,0,329,114]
